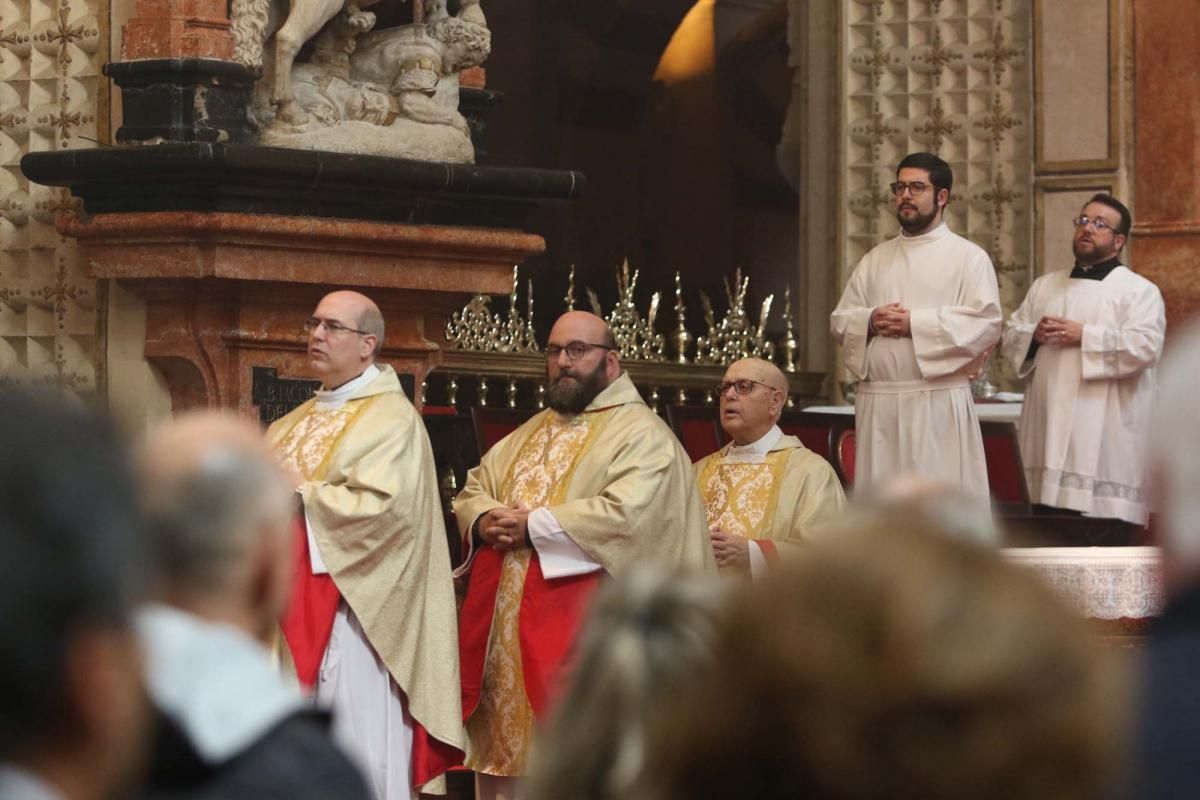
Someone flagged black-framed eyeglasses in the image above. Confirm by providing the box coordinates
[545,341,615,360]
[889,181,930,197]
[1072,215,1118,234]
[303,317,370,336]
[716,378,775,396]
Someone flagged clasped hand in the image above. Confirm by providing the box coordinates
[478,504,531,551]
[1034,316,1082,347]
[710,527,750,570]
[871,302,911,338]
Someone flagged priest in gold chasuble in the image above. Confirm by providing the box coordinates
[696,358,847,575]
[268,291,464,800]
[453,311,715,800]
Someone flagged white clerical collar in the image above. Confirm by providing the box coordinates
[314,363,380,410]
[724,425,783,464]
[136,604,305,765]
[0,767,65,800]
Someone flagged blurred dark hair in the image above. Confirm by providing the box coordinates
[0,389,144,757]
[1087,193,1132,237]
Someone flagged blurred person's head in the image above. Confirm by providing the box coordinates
[545,311,621,415]
[717,358,787,445]
[305,290,384,389]
[0,390,149,799]
[525,564,725,800]
[136,411,297,641]
[1150,324,1200,595]
[867,474,999,546]
[637,522,1128,800]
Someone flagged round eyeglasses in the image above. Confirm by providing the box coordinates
[889,181,930,197]
[303,317,370,336]
[1072,215,1118,233]
[716,378,775,396]
[545,341,615,360]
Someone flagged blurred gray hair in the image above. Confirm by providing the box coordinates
[143,440,295,595]
[525,564,726,800]
[1151,324,1200,573]
[862,474,999,547]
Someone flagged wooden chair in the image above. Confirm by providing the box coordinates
[777,410,857,487]
[470,407,538,457]
[980,420,1031,515]
[666,405,729,462]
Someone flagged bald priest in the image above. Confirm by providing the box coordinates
[453,311,714,800]
[696,358,847,575]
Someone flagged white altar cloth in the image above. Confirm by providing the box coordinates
[1003,546,1162,620]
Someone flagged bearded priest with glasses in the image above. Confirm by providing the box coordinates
[452,310,714,800]
[1000,194,1165,527]
[694,358,846,575]
[831,152,1002,500]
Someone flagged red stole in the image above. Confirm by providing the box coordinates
[459,545,602,721]
[280,513,464,786]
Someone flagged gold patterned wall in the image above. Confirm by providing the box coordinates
[842,0,1032,386]
[0,0,103,396]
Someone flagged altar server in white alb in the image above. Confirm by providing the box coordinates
[1001,194,1165,526]
[831,152,1001,497]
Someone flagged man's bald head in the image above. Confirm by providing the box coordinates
[308,291,385,388]
[718,358,789,445]
[548,311,619,351]
[728,358,787,392]
[545,311,622,415]
[137,412,296,625]
[322,290,385,356]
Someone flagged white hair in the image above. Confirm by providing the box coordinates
[143,440,295,595]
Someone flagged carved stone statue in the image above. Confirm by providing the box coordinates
[230,0,490,162]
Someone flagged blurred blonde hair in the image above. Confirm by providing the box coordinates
[525,564,725,800]
[636,522,1129,800]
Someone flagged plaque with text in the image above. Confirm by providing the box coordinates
[251,366,416,425]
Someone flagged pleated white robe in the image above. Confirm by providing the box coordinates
[831,223,1002,497]
[1001,265,1165,524]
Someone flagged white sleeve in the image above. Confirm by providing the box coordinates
[527,506,604,579]
[1079,282,1166,381]
[747,540,767,579]
[303,508,329,575]
[830,261,874,380]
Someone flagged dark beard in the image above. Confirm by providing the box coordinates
[1072,240,1113,265]
[546,361,609,414]
[897,204,939,235]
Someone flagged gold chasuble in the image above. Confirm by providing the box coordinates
[267,365,465,788]
[695,434,846,563]
[455,372,715,777]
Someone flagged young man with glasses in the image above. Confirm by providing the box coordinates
[694,358,846,576]
[268,290,464,800]
[831,152,1002,499]
[453,310,714,800]
[1001,194,1165,527]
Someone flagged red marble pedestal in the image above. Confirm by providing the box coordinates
[1133,0,1200,331]
[60,211,544,415]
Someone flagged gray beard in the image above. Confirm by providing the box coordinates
[546,363,608,414]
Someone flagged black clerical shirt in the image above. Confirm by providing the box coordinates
[1025,256,1123,362]
[1069,255,1122,281]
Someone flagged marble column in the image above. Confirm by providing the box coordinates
[1132,0,1200,329]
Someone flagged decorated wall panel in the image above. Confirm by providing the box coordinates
[842,0,1032,387]
[0,0,104,396]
